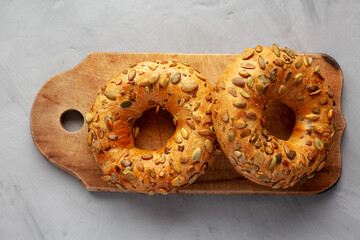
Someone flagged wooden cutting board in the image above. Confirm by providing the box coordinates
[30,52,346,195]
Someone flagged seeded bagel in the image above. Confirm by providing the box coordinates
[87,61,217,195]
[212,44,335,188]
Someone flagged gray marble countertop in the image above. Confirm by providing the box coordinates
[1,0,359,239]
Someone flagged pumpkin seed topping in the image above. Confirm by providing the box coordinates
[272,44,281,57]
[120,100,132,108]
[171,72,181,84]
[242,49,255,60]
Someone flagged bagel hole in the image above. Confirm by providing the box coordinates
[263,100,295,140]
[134,108,176,150]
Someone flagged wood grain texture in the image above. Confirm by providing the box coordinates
[30,52,346,194]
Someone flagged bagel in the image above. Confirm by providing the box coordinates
[212,44,335,188]
[86,61,217,195]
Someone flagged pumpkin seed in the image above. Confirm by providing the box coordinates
[86,113,93,123]
[234,120,247,129]
[232,77,245,87]
[312,105,320,114]
[272,179,286,189]
[239,70,250,78]
[233,150,242,158]
[307,84,319,92]
[246,111,257,120]
[171,72,181,84]
[87,133,93,146]
[105,91,117,100]
[159,74,170,88]
[273,59,284,67]
[197,129,211,136]
[315,138,324,150]
[268,157,277,170]
[319,97,328,105]
[148,168,156,178]
[314,66,321,74]
[180,128,189,139]
[233,100,247,108]
[147,62,158,71]
[141,153,154,160]
[277,84,285,95]
[181,83,198,93]
[148,72,160,84]
[107,133,118,141]
[227,129,235,142]
[192,111,201,122]
[270,68,277,82]
[105,117,113,130]
[192,148,201,161]
[121,159,132,167]
[135,161,144,172]
[295,60,303,68]
[96,128,104,139]
[120,100,132,108]
[174,136,183,143]
[205,139,213,153]
[255,45,263,52]
[256,171,268,180]
[303,55,309,67]
[265,147,274,155]
[313,124,324,134]
[256,84,265,94]
[328,109,334,120]
[305,114,320,121]
[189,173,200,184]
[254,149,264,165]
[285,48,295,58]
[128,69,136,81]
[244,163,259,171]
[240,63,255,69]
[246,76,254,88]
[239,88,250,99]
[242,49,255,60]
[123,170,136,181]
[295,73,303,84]
[158,188,168,195]
[308,57,313,65]
[196,72,206,81]
[240,128,251,137]
[258,55,266,69]
[222,112,229,123]
[227,87,237,97]
[272,43,281,57]
[296,92,304,101]
[186,119,195,129]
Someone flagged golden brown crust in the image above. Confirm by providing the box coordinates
[87,61,217,194]
[212,45,335,188]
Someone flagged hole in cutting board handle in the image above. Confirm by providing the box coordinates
[60,109,84,132]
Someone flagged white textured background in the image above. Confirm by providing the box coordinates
[0,0,359,239]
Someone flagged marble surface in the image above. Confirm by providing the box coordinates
[0,0,359,239]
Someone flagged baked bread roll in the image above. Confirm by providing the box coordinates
[87,61,217,194]
[212,44,335,188]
